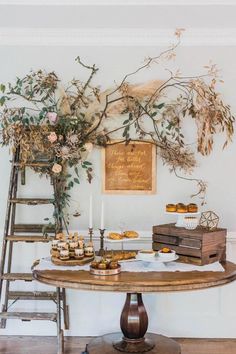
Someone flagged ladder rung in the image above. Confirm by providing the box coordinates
[6,235,53,243]
[0,312,57,321]
[13,162,51,167]
[14,224,56,233]
[8,291,57,301]
[1,273,33,281]
[9,198,54,205]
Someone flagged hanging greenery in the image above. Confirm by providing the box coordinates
[0,30,234,228]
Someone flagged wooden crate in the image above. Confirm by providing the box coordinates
[152,223,227,265]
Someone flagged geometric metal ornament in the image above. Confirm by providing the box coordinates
[199,211,219,231]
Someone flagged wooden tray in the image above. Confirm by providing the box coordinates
[90,264,121,276]
[51,255,94,266]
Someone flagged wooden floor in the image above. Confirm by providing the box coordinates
[0,336,236,354]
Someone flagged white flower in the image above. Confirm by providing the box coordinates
[46,112,58,124]
[84,142,93,153]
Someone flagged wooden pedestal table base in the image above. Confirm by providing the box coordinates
[87,293,180,354]
[87,333,180,354]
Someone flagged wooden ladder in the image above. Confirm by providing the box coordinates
[0,148,69,354]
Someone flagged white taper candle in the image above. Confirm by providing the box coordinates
[101,200,104,229]
[89,194,93,228]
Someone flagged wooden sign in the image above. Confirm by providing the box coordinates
[102,142,156,194]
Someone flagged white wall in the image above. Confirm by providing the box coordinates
[1,2,236,339]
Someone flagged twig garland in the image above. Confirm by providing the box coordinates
[0,31,234,227]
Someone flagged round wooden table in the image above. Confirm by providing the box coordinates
[33,261,236,354]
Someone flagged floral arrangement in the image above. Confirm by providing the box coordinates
[0,31,234,229]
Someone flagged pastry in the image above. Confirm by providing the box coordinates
[123,231,139,239]
[97,262,107,270]
[91,261,98,269]
[106,251,137,261]
[109,261,119,269]
[176,203,188,213]
[160,247,172,253]
[187,203,198,213]
[91,259,120,270]
[108,232,123,240]
[166,204,177,212]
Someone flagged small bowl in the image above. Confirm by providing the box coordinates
[157,249,176,260]
[137,250,156,260]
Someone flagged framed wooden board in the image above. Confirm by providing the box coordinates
[102,141,156,194]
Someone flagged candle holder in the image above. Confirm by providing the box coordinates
[98,228,106,256]
[88,227,93,243]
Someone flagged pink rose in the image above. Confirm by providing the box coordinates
[46,112,58,124]
[52,163,62,174]
[48,132,57,143]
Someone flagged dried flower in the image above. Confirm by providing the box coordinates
[52,163,62,174]
[68,134,78,144]
[48,132,57,143]
[46,112,58,124]
[61,146,70,156]
[84,142,93,153]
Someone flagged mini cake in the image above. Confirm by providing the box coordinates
[57,241,68,250]
[52,239,59,250]
[176,203,188,213]
[157,247,176,260]
[59,249,70,261]
[84,242,94,257]
[69,240,78,249]
[187,203,198,213]
[166,204,177,212]
[74,248,84,260]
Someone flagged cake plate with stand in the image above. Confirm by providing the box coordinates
[166,212,200,227]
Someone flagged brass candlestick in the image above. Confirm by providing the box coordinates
[99,228,106,256]
[88,227,93,242]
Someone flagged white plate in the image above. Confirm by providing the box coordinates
[165,212,200,216]
[135,254,179,263]
[105,237,140,243]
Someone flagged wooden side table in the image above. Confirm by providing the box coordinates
[33,261,236,354]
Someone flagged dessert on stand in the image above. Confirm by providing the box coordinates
[50,232,94,266]
[166,203,200,228]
